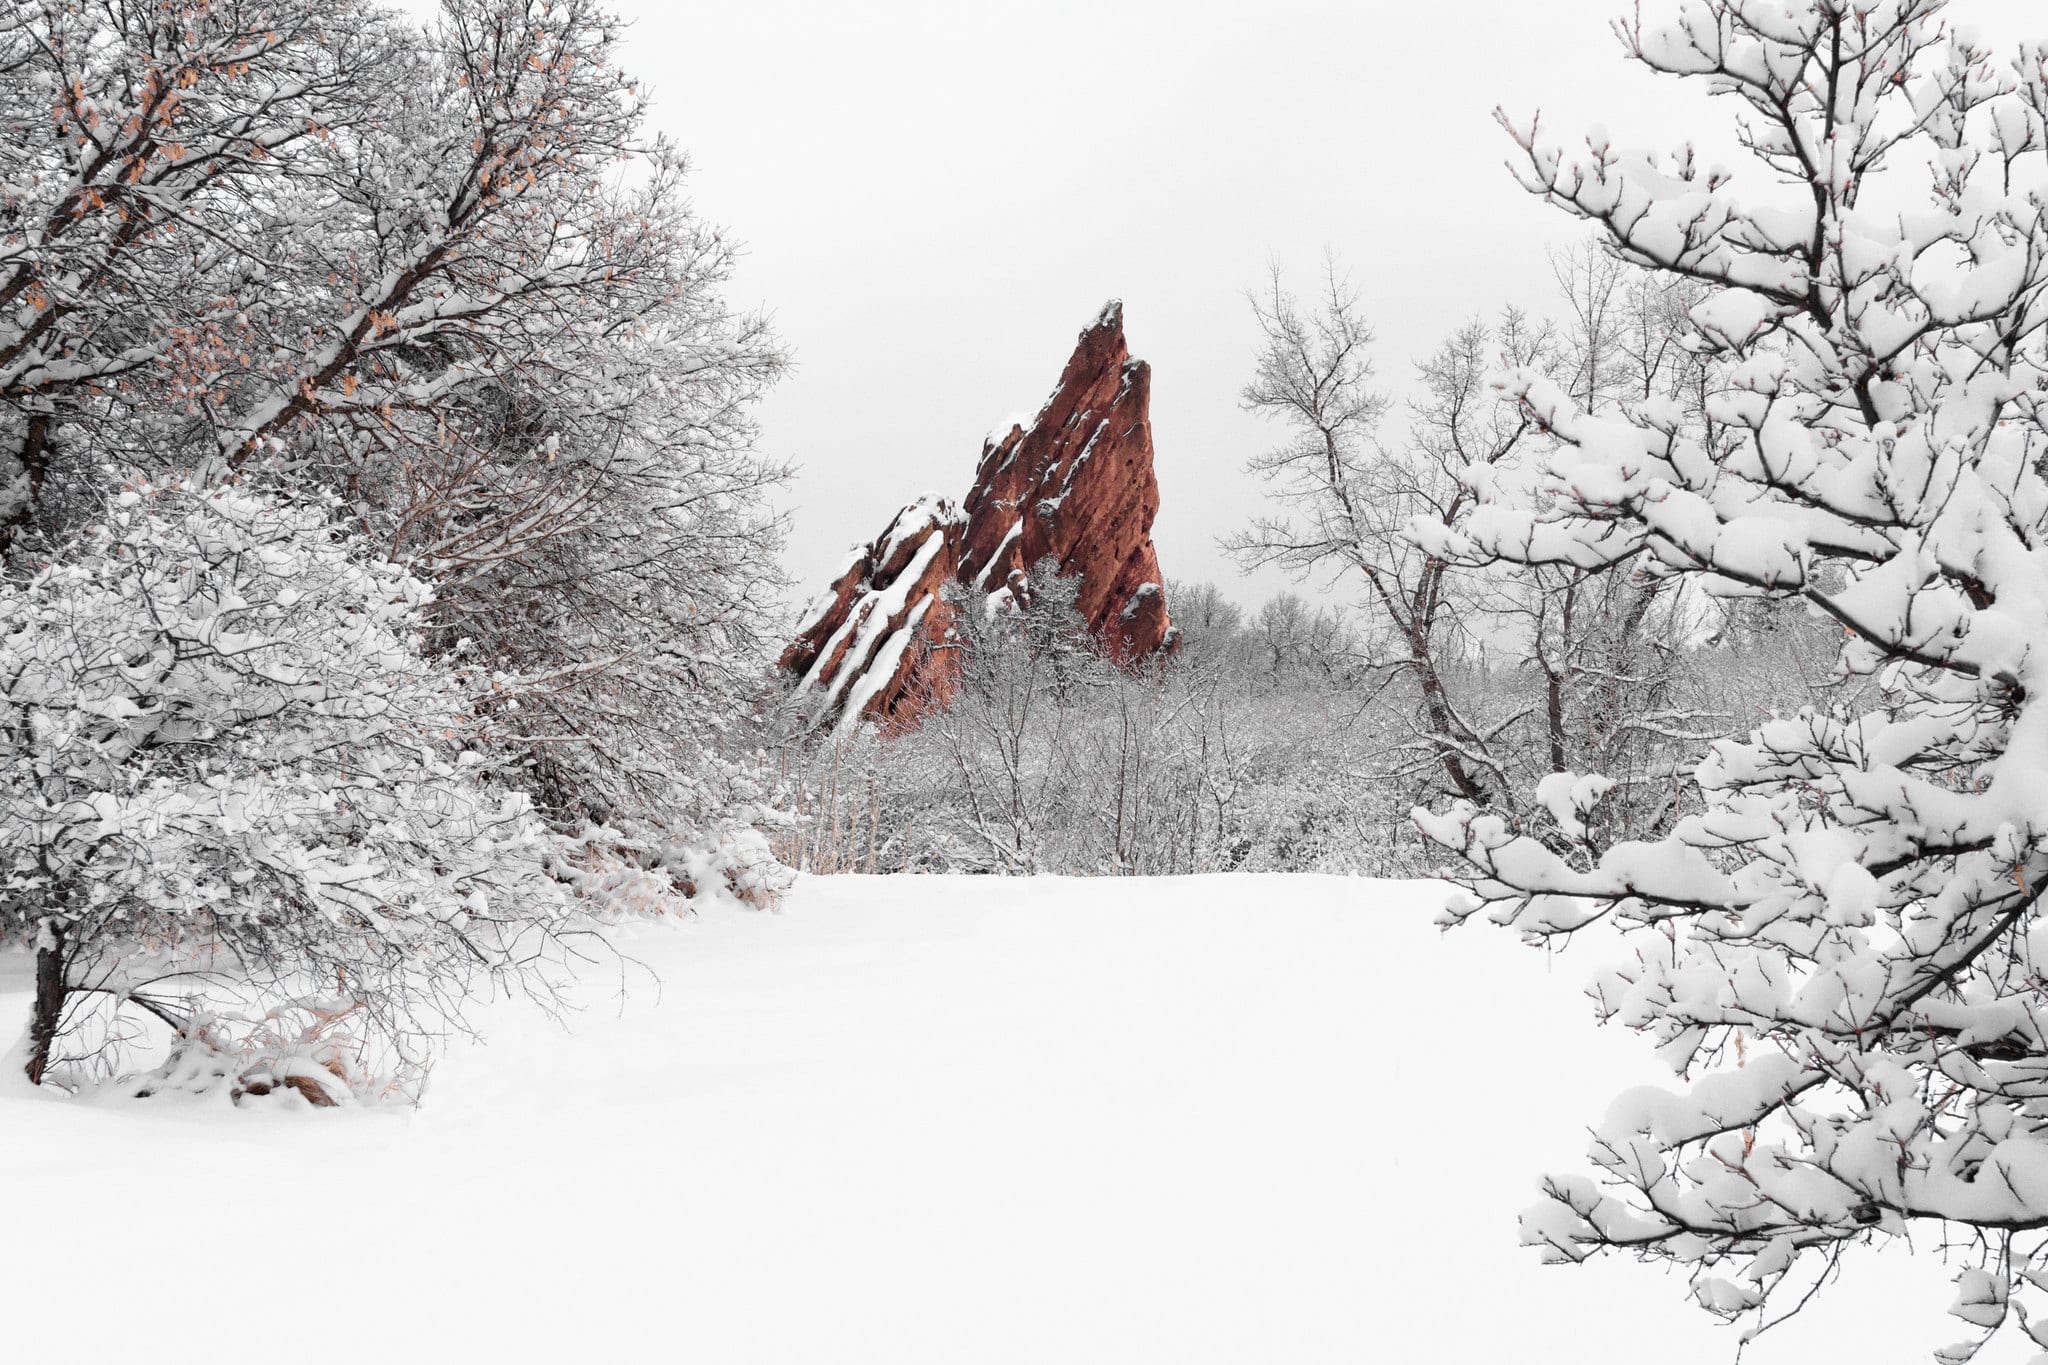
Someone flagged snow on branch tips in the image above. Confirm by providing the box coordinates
[0,483,578,1099]
[1416,1,2048,1358]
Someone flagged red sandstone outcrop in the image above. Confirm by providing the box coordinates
[780,494,965,730]
[957,301,1172,664]
[782,302,1174,730]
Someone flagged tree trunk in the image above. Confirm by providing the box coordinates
[1407,620,1487,805]
[25,921,67,1086]
[1,411,51,551]
[1546,666,1568,773]
[1404,562,1493,807]
[1546,578,1578,774]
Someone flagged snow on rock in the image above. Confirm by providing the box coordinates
[778,494,966,731]
[780,303,1177,730]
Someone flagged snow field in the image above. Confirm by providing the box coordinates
[0,875,1988,1362]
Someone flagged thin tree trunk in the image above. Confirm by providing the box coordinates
[1411,635,1487,804]
[26,920,66,1086]
[2,411,51,551]
[865,780,880,874]
[1545,668,1568,773]
[1545,579,1578,773]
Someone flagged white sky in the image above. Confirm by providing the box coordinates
[616,0,2040,612]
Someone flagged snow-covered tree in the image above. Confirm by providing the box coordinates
[228,0,791,847]
[1,0,791,908]
[1,482,574,1094]
[1230,264,1526,805]
[0,0,372,537]
[1231,258,1709,825]
[1414,2,2048,1356]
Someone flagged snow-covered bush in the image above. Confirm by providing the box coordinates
[1,483,573,1093]
[549,817,794,917]
[1416,2,2048,1356]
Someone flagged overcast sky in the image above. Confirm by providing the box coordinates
[611,0,2039,612]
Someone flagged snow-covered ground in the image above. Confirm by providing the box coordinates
[0,875,1989,1363]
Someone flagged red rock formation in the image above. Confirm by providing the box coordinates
[779,494,964,731]
[784,303,1174,729]
[958,301,1172,664]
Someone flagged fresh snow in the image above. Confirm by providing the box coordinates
[0,875,1989,1363]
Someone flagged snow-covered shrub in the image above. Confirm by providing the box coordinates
[0,482,574,1093]
[1415,2,2048,1356]
[550,816,794,918]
